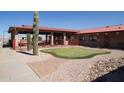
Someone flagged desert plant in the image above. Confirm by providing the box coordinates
[32,11,39,55]
[27,33,32,51]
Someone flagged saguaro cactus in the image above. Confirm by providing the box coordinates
[27,33,32,51]
[32,11,39,55]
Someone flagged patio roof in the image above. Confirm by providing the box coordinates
[78,24,124,34]
[8,25,78,33]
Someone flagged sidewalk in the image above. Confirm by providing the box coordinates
[0,48,40,81]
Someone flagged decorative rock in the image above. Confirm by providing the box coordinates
[85,57,124,81]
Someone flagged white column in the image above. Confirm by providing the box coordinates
[46,34,48,43]
[63,33,66,45]
[51,32,54,46]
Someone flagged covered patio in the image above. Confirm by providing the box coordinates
[8,25,79,49]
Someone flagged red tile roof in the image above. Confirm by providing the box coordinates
[78,24,124,34]
[9,25,78,33]
[9,24,124,34]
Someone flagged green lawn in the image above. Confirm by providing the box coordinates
[41,47,110,59]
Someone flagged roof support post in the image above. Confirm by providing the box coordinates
[46,34,48,44]
[51,32,54,46]
[63,32,66,45]
[12,29,18,50]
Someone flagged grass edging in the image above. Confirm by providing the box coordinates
[41,50,111,59]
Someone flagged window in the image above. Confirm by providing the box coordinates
[89,35,97,41]
[80,36,88,41]
[80,36,83,41]
[80,35,97,42]
[69,36,77,40]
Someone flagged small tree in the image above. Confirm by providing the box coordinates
[27,33,32,51]
[32,11,39,55]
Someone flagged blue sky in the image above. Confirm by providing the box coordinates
[1,11,124,37]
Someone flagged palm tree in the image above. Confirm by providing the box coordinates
[32,11,39,55]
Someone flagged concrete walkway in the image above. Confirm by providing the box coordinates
[0,48,41,81]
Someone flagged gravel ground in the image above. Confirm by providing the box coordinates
[88,57,124,82]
